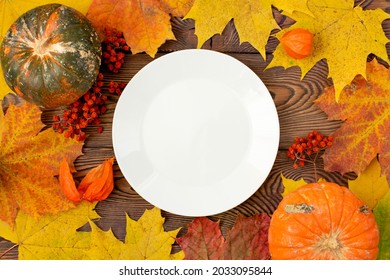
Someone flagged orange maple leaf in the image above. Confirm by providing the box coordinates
[0,103,83,227]
[86,0,194,57]
[315,58,390,184]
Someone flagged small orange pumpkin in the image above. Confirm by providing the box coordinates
[269,182,379,260]
[279,28,313,59]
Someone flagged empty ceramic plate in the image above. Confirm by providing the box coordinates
[113,49,279,216]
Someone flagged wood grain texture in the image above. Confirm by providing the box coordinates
[0,0,389,259]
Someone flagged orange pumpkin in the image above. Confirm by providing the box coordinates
[269,182,379,260]
[279,28,313,59]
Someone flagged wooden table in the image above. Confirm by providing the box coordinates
[1,0,389,259]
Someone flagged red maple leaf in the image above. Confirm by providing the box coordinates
[176,214,270,260]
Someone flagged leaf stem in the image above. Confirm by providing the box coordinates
[355,0,367,7]
[0,243,18,259]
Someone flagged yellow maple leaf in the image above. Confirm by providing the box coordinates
[0,103,83,227]
[281,174,328,197]
[281,173,308,197]
[268,0,390,100]
[0,202,99,259]
[86,0,194,57]
[349,158,389,210]
[185,0,311,59]
[0,0,93,100]
[87,207,183,260]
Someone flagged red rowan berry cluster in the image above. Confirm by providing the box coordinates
[52,73,108,141]
[108,80,126,96]
[52,27,129,141]
[287,130,334,169]
[102,28,130,73]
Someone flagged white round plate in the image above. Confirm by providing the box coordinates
[113,49,279,216]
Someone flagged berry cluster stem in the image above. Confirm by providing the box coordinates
[287,130,334,180]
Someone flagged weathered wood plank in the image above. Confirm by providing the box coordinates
[160,17,209,52]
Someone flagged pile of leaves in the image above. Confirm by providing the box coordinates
[0,204,182,260]
[0,0,389,260]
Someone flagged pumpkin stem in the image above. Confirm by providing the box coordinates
[359,205,370,214]
[312,231,345,259]
[33,38,51,57]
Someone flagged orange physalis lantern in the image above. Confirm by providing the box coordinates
[59,157,114,202]
[279,28,313,59]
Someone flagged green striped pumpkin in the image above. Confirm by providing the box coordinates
[0,4,101,109]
